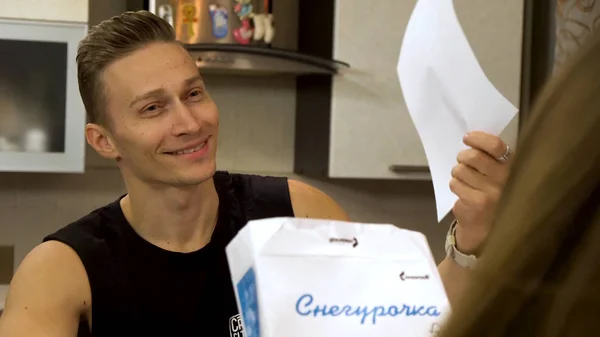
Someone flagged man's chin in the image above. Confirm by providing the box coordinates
[170,164,217,186]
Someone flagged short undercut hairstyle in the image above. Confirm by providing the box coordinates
[76,10,177,125]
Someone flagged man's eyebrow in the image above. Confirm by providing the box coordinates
[184,74,204,87]
[128,75,205,108]
[129,88,167,108]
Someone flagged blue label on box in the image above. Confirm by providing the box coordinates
[236,268,260,337]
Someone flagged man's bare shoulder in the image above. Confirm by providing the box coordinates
[287,179,350,221]
[0,241,90,336]
[7,241,91,309]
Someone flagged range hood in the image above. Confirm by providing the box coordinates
[146,0,349,76]
[186,43,349,76]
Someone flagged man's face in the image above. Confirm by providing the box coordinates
[96,42,219,186]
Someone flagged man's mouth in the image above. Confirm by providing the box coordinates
[166,139,208,155]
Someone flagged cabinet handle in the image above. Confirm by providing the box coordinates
[388,165,430,174]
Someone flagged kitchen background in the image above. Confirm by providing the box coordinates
[0,0,535,289]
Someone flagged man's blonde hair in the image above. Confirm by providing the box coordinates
[77,10,176,125]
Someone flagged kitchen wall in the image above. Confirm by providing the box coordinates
[0,0,523,279]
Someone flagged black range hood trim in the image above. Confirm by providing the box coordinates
[185,43,350,76]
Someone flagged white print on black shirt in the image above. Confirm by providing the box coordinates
[229,314,245,337]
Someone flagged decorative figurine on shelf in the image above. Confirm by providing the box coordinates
[181,3,198,37]
[157,4,174,27]
[263,13,275,44]
[232,0,275,45]
[233,0,254,20]
[208,4,229,39]
[233,18,253,44]
[252,13,265,41]
[233,0,253,44]
[251,13,275,43]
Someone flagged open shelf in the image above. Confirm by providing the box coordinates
[186,43,350,76]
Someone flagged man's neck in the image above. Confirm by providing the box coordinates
[120,177,220,253]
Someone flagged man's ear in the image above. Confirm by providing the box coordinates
[85,123,121,160]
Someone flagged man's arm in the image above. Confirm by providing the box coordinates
[288,179,350,221]
[0,241,91,337]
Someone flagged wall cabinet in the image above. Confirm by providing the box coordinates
[0,0,88,23]
[295,0,523,180]
[0,3,88,173]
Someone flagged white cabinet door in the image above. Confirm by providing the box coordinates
[0,0,88,23]
[328,0,523,179]
[0,19,87,173]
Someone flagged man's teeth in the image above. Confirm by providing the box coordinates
[174,142,206,155]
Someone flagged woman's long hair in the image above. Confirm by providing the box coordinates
[440,31,600,337]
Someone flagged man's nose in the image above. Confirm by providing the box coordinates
[170,100,201,136]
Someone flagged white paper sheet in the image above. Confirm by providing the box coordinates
[397,0,518,221]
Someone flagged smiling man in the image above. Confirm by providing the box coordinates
[0,11,512,337]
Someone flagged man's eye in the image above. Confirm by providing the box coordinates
[141,104,163,115]
[188,89,204,100]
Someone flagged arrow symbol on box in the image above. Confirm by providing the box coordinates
[352,237,358,248]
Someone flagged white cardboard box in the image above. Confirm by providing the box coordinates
[226,217,451,337]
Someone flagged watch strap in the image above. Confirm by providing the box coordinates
[445,220,478,270]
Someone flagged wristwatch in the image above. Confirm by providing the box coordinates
[445,220,478,270]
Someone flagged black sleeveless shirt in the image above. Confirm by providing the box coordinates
[43,171,295,337]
